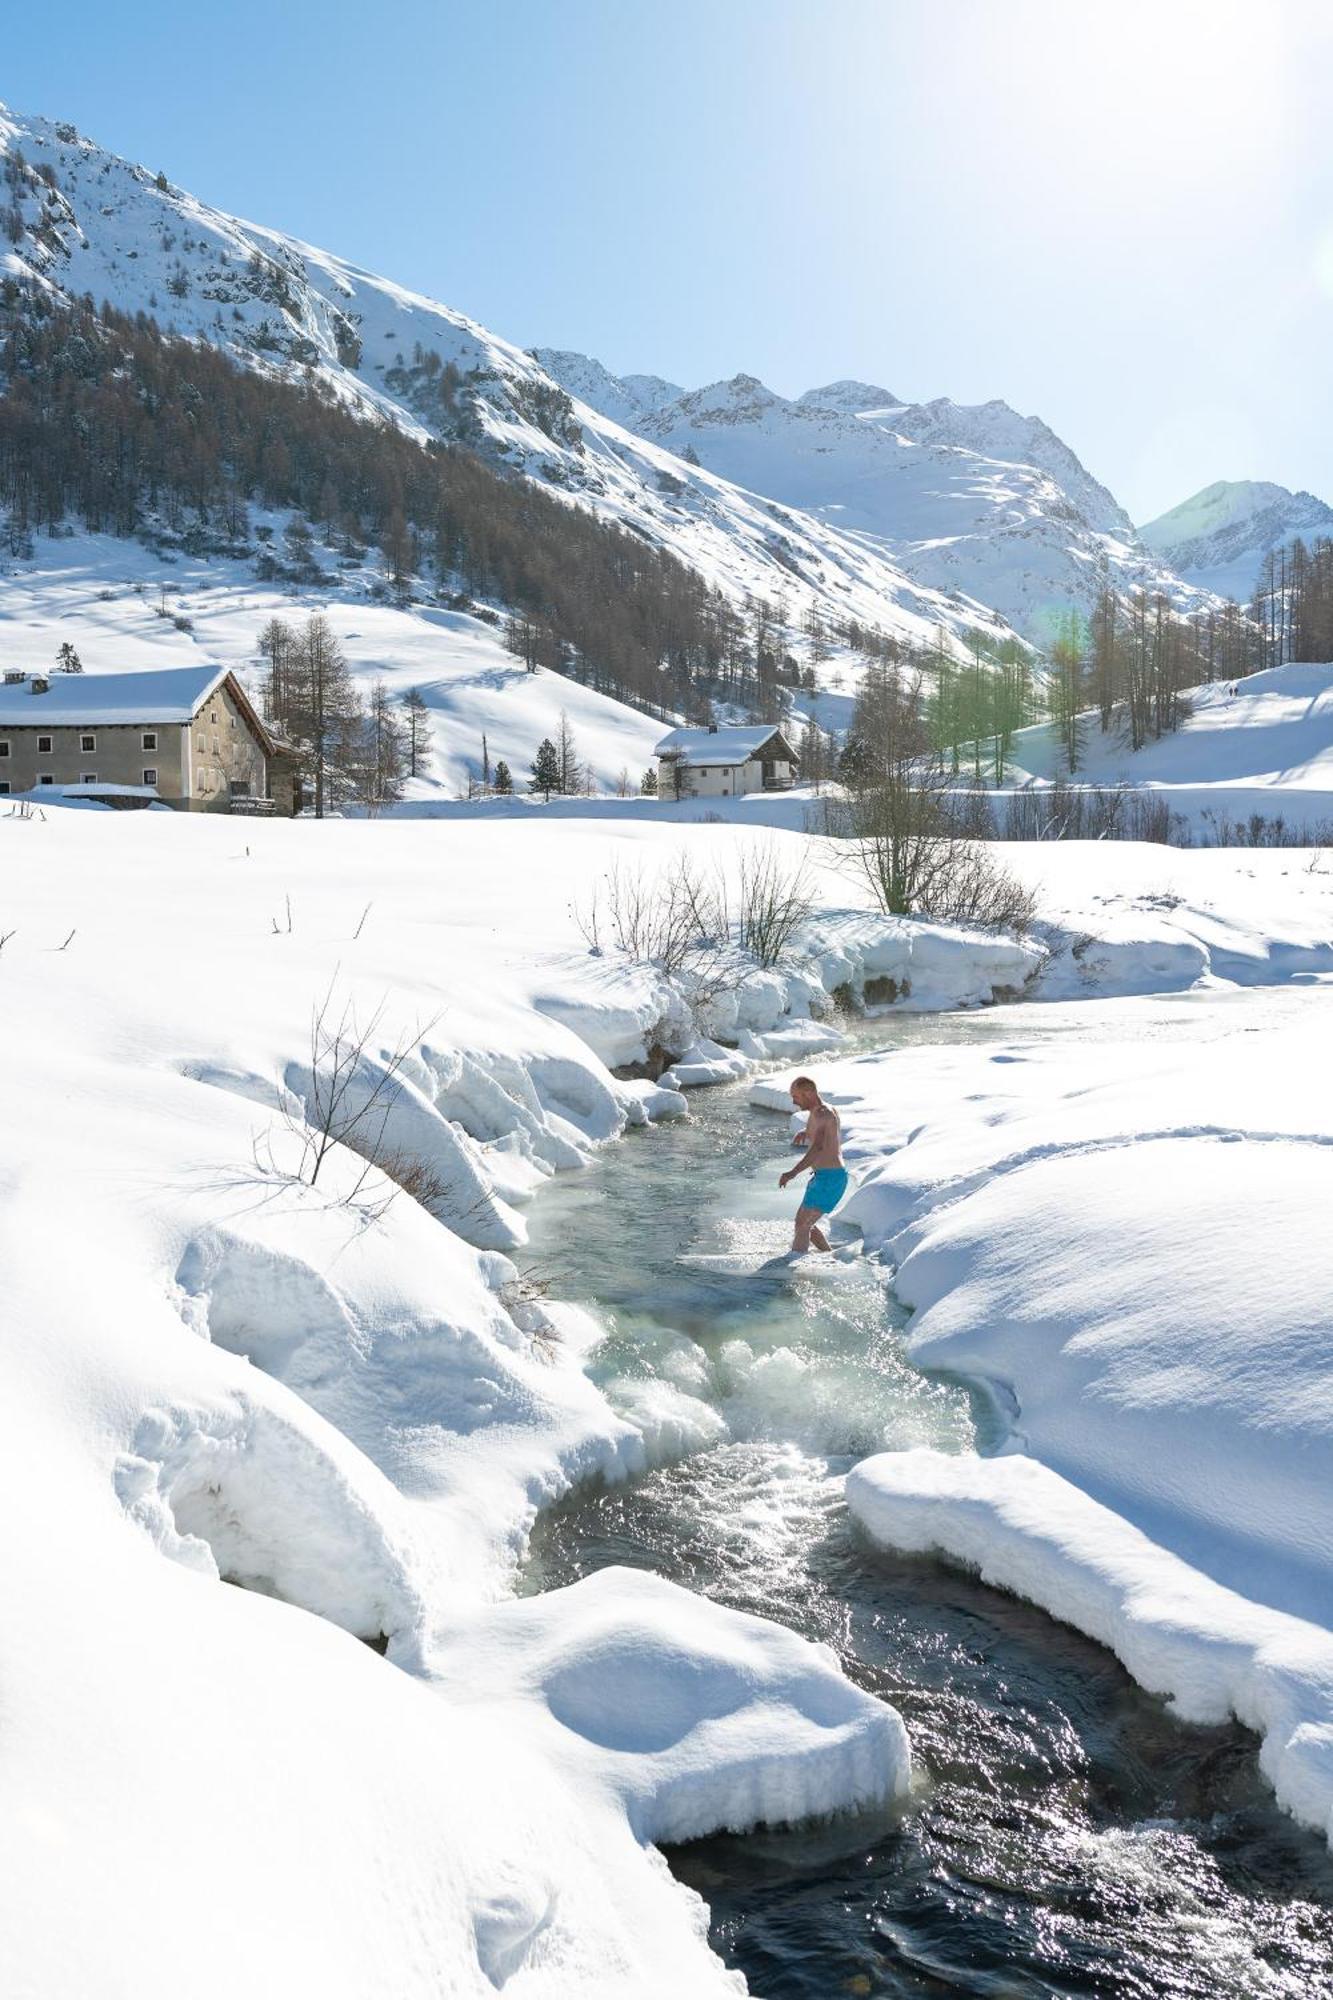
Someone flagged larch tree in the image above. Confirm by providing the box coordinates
[400,687,432,778]
[366,679,408,806]
[555,710,582,795]
[291,611,359,818]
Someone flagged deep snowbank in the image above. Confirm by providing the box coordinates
[847,1451,1333,1844]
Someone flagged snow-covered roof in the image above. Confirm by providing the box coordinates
[655,724,793,764]
[0,664,231,725]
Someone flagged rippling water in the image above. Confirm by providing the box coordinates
[521,1003,1333,1997]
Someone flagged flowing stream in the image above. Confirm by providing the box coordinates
[520,1003,1333,1998]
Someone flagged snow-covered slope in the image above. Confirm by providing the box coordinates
[1138,480,1333,601]
[0,104,1006,658]
[0,535,666,797]
[1003,659,1333,832]
[536,357,1211,643]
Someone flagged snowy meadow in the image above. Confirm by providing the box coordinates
[2,798,1333,1994]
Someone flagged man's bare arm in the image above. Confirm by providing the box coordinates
[781,1108,828,1185]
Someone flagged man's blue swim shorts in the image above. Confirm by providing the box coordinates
[804,1167,849,1216]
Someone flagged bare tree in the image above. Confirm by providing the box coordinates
[401,687,432,778]
[829,667,1035,932]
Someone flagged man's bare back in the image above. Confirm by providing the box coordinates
[778,1076,848,1255]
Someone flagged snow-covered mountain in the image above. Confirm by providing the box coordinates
[1138,480,1333,601]
[535,356,1209,642]
[0,103,1015,659]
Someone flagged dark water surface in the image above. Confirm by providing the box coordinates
[521,1003,1333,1998]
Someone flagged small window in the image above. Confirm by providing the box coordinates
[142,731,157,752]
[37,735,52,755]
[0,781,9,796]
[142,768,158,787]
[0,741,9,759]
[81,773,97,785]
[80,733,96,753]
[230,779,251,798]
[38,774,55,786]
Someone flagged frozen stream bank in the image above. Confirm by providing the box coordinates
[522,1003,1333,1999]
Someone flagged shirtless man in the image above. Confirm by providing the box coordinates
[778,1075,848,1255]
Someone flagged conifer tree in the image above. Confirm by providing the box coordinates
[530,738,560,799]
[493,759,513,794]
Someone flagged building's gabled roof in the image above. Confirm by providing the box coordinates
[654,724,797,764]
[0,664,233,726]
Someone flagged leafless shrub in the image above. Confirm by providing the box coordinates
[575,841,815,981]
[912,839,1037,932]
[261,984,440,1214]
[1002,781,1181,845]
[575,854,727,976]
[735,840,814,967]
[1197,809,1333,849]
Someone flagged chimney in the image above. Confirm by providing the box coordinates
[30,675,50,695]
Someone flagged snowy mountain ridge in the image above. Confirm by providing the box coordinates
[1138,480,1333,600]
[0,102,1014,659]
[0,99,1233,665]
[534,350,1212,642]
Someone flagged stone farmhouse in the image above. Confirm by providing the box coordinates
[0,664,297,813]
[654,723,800,801]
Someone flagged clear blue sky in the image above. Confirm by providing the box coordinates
[5,0,1333,520]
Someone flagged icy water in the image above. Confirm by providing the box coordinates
[522,996,1333,1999]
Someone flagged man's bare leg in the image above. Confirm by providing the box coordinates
[792,1206,831,1255]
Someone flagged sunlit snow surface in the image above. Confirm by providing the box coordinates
[3,806,1333,1991]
